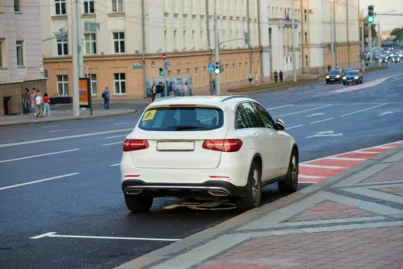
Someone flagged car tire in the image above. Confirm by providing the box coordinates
[236,160,262,213]
[326,81,329,84]
[343,82,346,85]
[278,149,298,193]
[124,194,153,213]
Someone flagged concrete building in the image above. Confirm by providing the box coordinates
[40,0,360,99]
[0,0,46,115]
[41,0,261,99]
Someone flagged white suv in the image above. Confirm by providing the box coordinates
[120,96,299,213]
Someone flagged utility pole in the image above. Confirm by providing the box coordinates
[247,0,252,77]
[141,0,147,98]
[206,0,213,85]
[333,0,337,66]
[346,0,350,68]
[330,0,335,69]
[368,22,372,63]
[214,0,220,95]
[292,0,297,82]
[300,0,304,74]
[377,20,381,67]
[78,3,83,78]
[361,12,365,73]
[72,0,80,117]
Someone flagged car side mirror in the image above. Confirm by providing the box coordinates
[276,119,285,131]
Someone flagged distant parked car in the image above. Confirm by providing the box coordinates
[326,70,341,84]
[343,70,363,85]
[379,55,388,63]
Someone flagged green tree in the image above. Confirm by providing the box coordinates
[390,27,403,42]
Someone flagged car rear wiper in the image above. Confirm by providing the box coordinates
[174,125,205,131]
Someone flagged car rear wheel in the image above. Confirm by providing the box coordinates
[278,149,298,193]
[124,194,153,213]
[236,161,262,213]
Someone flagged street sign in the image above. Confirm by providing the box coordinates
[133,61,142,69]
[208,64,215,73]
[162,53,166,61]
[360,51,365,60]
[151,60,155,68]
[164,61,169,70]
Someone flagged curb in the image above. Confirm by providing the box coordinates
[227,78,320,94]
[116,144,403,269]
[0,110,140,128]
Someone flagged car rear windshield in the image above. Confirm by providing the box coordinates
[138,107,224,131]
[329,71,340,75]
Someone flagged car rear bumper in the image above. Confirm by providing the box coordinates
[122,179,247,198]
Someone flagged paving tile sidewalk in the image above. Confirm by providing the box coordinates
[117,144,403,269]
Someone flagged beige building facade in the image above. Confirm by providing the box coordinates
[0,0,46,115]
[40,0,360,100]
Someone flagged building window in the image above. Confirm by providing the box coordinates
[0,40,4,68]
[14,0,20,12]
[90,74,97,95]
[16,41,24,67]
[194,68,198,86]
[84,0,94,14]
[203,67,206,86]
[183,31,187,50]
[85,33,96,55]
[57,75,69,96]
[305,32,308,43]
[57,36,68,56]
[55,0,66,15]
[113,32,125,53]
[174,31,177,51]
[304,9,307,21]
[186,68,189,76]
[112,0,123,12]
[114,73,126,95]
[177,69,180,76]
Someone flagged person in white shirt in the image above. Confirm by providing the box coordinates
[35,90,43,118]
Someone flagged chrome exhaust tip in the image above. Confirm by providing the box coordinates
[208,190,229,197]
[126,189,143,195]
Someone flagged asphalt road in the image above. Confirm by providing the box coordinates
[1,63,403,269]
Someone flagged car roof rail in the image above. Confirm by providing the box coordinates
[221,95,249,102]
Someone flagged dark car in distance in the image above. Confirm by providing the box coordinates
[326,70,341,84]
[391,55,401,63]
[343,70,363,85]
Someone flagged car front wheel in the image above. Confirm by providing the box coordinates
[236,160,262,213]
[278,149,298,193]
[124,194,153,213]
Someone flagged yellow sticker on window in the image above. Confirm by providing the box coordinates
[142,110,156,121]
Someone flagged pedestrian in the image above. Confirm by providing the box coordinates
[248,74,253,84]
[31,89,36,114]
[274,70,278,83]
[160,82,165,97]
[42,93,50,117]
[22,88,30,115]
[168,82,174,96]
[35,89,43,118]
[210,80,216,95]
[156,82,162,99]
[151,83,156,101]
[279,70,283,82]
[182,82,188,96]
[102,86,110,110]
[255,71,259,86]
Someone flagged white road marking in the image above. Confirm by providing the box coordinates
[110,163,120,167]
[0,128,133,148]
[341,103,387,117]
[300,164,346,169]
[327,157,366,161]
[398,84,403,87]
[0,173,80,191]
[103,141,123,146]
[115,122,130,125]
[306,113,324,118]
[354,151,382,154]
[373,146,395,149]
[43,125,60,128]
[299,175,326,179]
[274,105,332,117]
[287,125,303,130]
[310,117,334,124]
[0,149,80,164]
[379,111,393,116]
[30,232,180,242]
[105,134,128,139]
[101,119,113,122]
[267,104,293,110]
[48,129,68,133]
[307,130,343,138]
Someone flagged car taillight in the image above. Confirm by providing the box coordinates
[202,139,243,152]
[123,139,149,151]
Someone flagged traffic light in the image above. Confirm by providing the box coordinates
[215,61,221,74]
[159,68,164,76]
[367,5,374,23]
